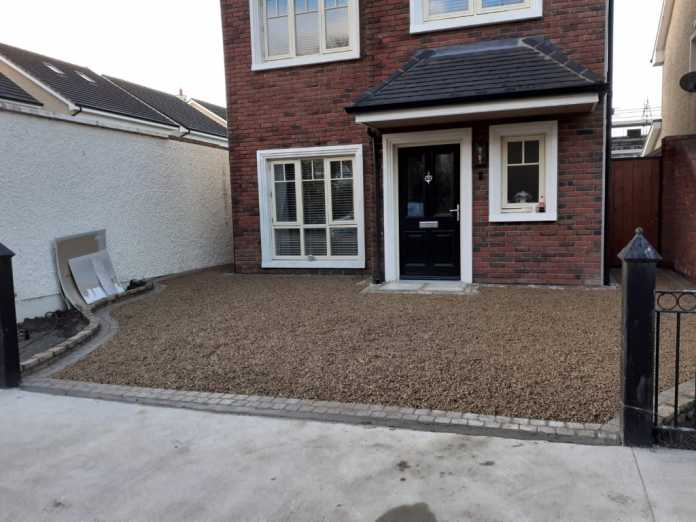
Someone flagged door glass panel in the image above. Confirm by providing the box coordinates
[432,151,456,217]
[405,151,426,218]
[507,165,540,203]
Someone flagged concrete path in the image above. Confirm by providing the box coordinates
[1,390,694,522]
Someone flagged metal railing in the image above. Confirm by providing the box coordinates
[654,290,696,432]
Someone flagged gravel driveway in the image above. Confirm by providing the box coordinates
[57,269,695,423]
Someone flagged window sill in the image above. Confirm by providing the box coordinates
[262,258,365,269]
[251,49,360,71]
[489,211,557,223]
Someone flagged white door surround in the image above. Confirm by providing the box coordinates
[381,128,473,284]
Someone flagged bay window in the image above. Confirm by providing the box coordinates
[411,0,541,33]
[258,145,365,268]
[250,0,359,70]
[489,121,558,223]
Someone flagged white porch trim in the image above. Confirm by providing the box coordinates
[354,93,599,128]
[382,128,473,284]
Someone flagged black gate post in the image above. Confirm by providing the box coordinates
[0,243,21,388]
[618,228,661,447]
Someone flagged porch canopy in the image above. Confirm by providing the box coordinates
[345,38,606,128]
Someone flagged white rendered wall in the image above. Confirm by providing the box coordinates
[1,110,233,320]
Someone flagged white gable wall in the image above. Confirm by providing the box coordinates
[1,108,232,320]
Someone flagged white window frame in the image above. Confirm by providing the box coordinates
[410,0,541,34]
[489,121,558,223]
[257,144,365,268]
[249,0,360,71]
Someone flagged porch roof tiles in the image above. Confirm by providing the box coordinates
[346,38,606,114]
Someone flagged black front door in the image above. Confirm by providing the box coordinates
[399,145,460,280]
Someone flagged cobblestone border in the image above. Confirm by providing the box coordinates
[20,283,154,375]
[22,377,621,446]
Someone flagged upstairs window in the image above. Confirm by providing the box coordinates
[250,0,360,70]
[412,0,541,33]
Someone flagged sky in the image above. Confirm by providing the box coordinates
[0,0,664,113]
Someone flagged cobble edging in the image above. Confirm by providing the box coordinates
[20,283,154,376]
[21,377,621,446]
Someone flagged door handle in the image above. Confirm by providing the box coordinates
[449,204,460,222]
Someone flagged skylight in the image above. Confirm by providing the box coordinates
[76,71,96,83]
[43,62,65,75]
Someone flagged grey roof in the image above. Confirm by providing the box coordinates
[193,98,227,121]
[107,77,228,139]
[0,72,41,106]
[347,38,605,113]
[0,42,176,127]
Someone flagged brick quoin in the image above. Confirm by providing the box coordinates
[220,0,608,285]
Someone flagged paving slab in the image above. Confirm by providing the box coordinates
[1,390,694,522]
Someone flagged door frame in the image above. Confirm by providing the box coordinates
[382,128,473,283]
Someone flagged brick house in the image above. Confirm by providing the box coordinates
[220,0,610,286]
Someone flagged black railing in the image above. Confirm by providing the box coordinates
[654,290,696,437]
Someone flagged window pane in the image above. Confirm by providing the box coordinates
[330,228,358,256]
[341,161,353,178]
[274,164,285,181]
[429,0,469,16]
[524,140,540,163]
[481,0,524,8]
[304,229,327,256]
[331,178,354,221]
[301,159,323,180]
[277,0,288,14]
[325,7,349,49]
[303,180,326,224]
[275,229,301,255]
[507,141,523,164]
[295,11,319,56]
[507,165,540,204]
[267,16,290,56]
[275,180,297,221]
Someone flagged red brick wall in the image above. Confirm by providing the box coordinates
[220,0,607,284]
[660,135,696,281]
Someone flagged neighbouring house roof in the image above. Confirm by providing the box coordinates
[346,38,605,114]
[0,42,176,127]
[0,72,41,106]
[107,77,228,139]
[192,98,227,121]
[652,0,674,66]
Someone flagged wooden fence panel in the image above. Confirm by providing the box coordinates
[607,158,661,267]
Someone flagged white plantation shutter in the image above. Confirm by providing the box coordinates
[324,0,349,49]
[275,229,301,255]
[330,160,354,221]
[302,160,326,224]
[304,229,327,255]
[295,0,320,56]
[428,0,470,16]
[330,228,358,256]
[274,163,297,222]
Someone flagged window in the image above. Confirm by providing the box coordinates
[411,0,541,33]
[488,121,558,222]
[250,0,360,70]
[44,62,65,75]
[257,145,365,268]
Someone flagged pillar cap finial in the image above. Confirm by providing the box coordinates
[618,229,662,263]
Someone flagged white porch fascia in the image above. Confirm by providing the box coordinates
[382,128,473,284]
[354,93,599,128]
